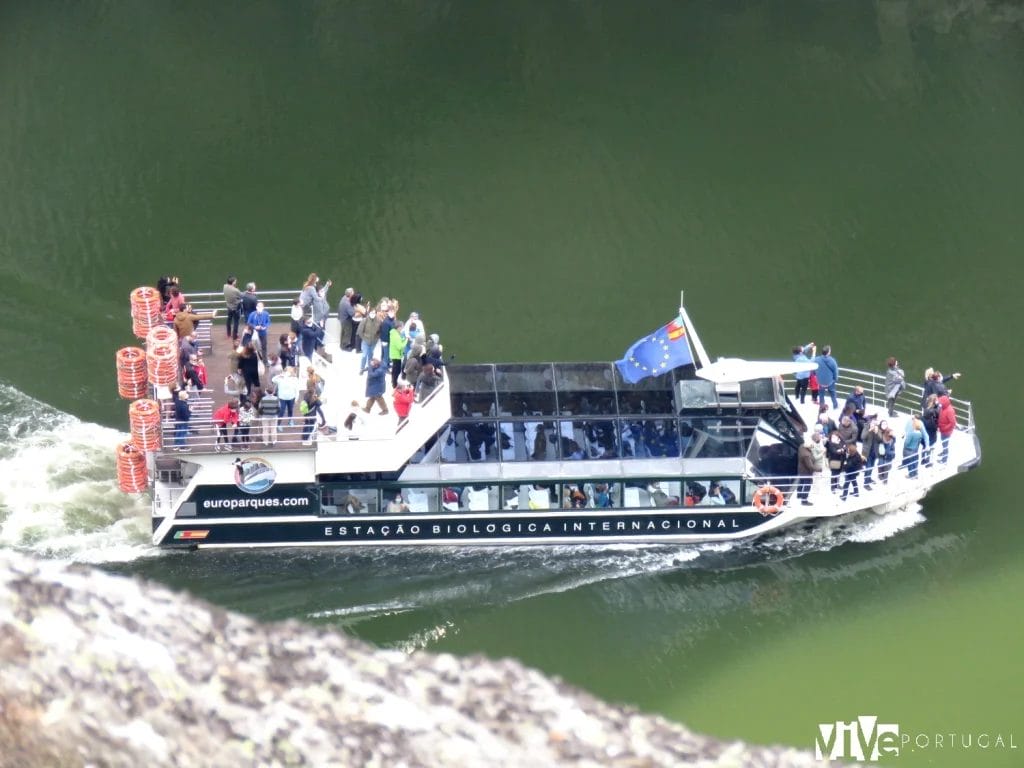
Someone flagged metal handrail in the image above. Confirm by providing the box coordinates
[833,367,974,432]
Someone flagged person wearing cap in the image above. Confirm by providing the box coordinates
[173,390,191,451]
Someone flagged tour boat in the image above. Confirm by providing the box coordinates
[117,287,981,549]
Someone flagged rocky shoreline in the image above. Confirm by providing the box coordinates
[1,552,833,767]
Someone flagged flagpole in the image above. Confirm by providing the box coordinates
[678,290,711,369]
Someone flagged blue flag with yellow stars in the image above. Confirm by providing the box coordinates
[615,315,694,384]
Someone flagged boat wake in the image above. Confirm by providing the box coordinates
[0,383,153,563]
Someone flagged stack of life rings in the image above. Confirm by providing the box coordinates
[146,325,178,386]
[752,485,785,517]
[115,346,148,400]
[115,441,148,494]
[130,286,163,339]
[129,398,162,452]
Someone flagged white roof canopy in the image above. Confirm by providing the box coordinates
[695,358,817,384]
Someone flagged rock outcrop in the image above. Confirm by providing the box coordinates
[1,552,827,767]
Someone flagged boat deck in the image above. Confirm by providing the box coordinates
[159,317,413,454]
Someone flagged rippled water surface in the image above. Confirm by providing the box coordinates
[2,2,1022,763]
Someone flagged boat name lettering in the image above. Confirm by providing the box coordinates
[202,496,311,511]
[320,516,745,539]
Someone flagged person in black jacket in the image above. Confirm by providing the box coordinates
[825,432,846,494]
[920,394,940,467]
[840,443,865,501]
[237,343,261,395]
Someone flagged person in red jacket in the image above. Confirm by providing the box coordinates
[212,400,239,451]
[937,395,957,465]
[393,382,415,422]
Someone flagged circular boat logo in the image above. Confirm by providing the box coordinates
[232,457,276,494]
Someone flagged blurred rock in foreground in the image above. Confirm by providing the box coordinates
[1,551,827,767]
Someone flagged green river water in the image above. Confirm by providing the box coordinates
[1,2,1022,764]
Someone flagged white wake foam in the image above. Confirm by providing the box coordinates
[0,383,154,563]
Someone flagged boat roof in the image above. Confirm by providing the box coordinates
[696,358,818,384]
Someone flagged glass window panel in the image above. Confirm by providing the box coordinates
[620,419,679,458]
[320,486,380,516]
[442,421,499,462]
[556,481,619,509]
[616,389,675,416]
[676,379,719,410]
[494,364,557,416]
[556,390,617,417]
[448,365,496,418]
[554,419,618,459]
[740,378,776,404]
[681,417,757,458]
[521,419,559,461]
[381,486,439,514]
[683,479,741,506]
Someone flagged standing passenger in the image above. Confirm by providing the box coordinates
[792,343,814,404]
[223,275,243,342]
[937,395,957,464]
[902,416,929,478]
[884,357,905,417]
[813,345,840,410]
[363,359,389,415]
[173,391,191,451]
[258,386,279,446]
[840,444,864,501]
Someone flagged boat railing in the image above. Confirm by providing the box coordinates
[833,367,974,433]
[182,289,304,320]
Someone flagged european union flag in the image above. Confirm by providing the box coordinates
[615,315,694,384]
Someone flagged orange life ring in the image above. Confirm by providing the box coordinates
[131,286,164,339]
[129,398,163,452]
[116,347,149,399]
[753,485,785,516]
[116,441,148,493]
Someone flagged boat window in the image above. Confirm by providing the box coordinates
[680,417,757,458]
[442,421,499,463]
[381,486,439,514]
[676,379,719,410]
[409,428,447,464]
[620,419,679,458]
[683,479,741,506]
[320,485,380,516]
[739,378,777,405]
[614,369,676,415]
[448,364,497,418]
[494,363,557,417]
[557,481,620,509]
[519,420,559,461]
[553,363,618,415]
[553,418,619,459]
[440,483,500,512]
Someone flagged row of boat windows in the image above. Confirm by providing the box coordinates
[449,370,781,419]
[412,417,761,464]
[320,479,745,515]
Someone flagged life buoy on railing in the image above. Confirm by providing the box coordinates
[131,286,163,339]
[753,485,785,516]
[116,347,148,399]
[129,398,162,452]
[116,441,148,493]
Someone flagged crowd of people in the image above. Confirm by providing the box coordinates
[791,343,962,504]
[155,274,446,451]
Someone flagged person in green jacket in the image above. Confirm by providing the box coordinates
[389,321,407,388]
